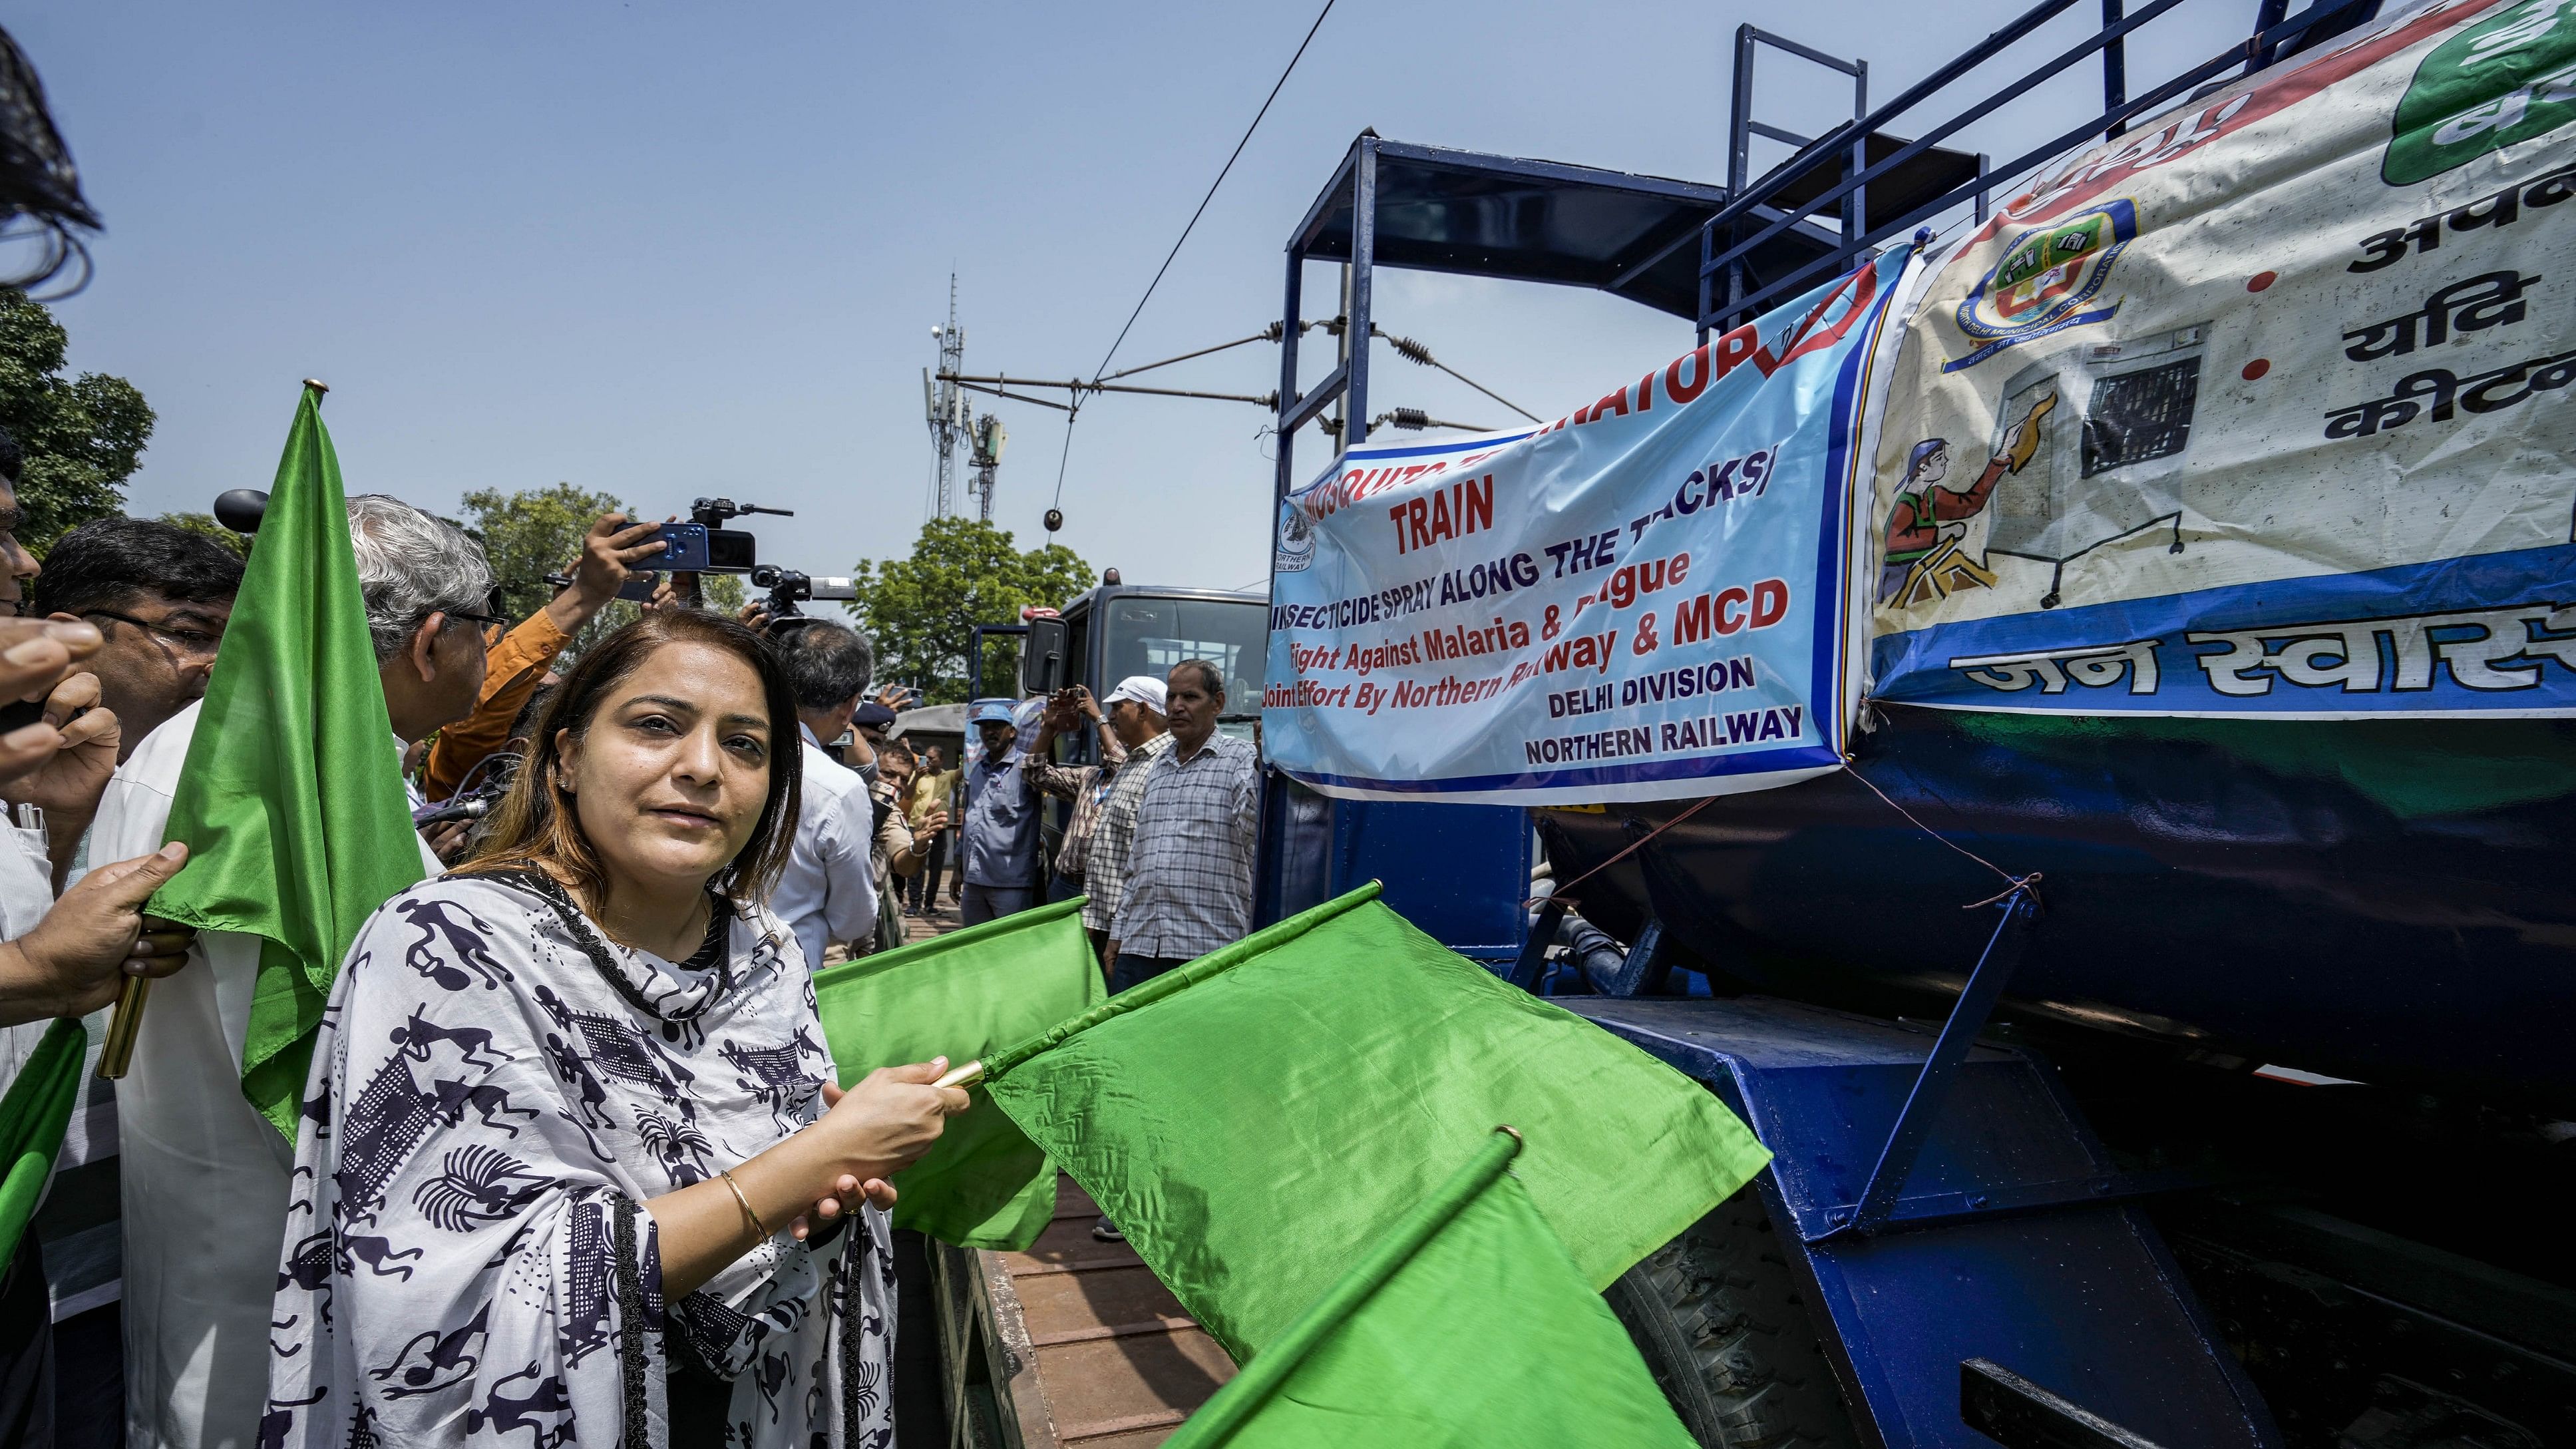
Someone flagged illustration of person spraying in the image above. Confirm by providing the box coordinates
[1879,391,2056,606]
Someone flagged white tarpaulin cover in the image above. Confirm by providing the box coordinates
[1868,0,2576,717]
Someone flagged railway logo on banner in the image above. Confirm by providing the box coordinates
[1944,200,2136,372]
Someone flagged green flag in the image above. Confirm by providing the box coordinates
[984,885,1770,1358]
[0,1020,83,1265]
[1164,1128,1696,1449]
[812,897,1104,1249]
[149,387,427,1140]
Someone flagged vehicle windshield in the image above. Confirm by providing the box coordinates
[1097,594,1266,740]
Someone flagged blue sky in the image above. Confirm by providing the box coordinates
[21,0,2265,593]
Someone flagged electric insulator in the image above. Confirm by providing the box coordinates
[1044,509,1064,532]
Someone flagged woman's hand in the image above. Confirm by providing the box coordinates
[648,1058,966,1297]
[789,1149,900,1243]
[795,1084,896,1241]
[808,1060,969,1184]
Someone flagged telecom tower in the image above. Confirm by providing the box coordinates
[967,413,1007,521]
[923,275,970,517]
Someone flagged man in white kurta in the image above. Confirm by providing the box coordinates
[94,701,444,1449]
[104,491,497,1448]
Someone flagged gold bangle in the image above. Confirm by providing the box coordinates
[719,1168,769,1243]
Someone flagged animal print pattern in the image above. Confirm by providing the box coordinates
[264,875,896,1447]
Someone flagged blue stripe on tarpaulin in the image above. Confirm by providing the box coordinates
[1871,541,2576,716]
[1285,737,1840,795]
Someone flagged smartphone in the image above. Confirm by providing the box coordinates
[616,572,661,602]
[648,523,710,571]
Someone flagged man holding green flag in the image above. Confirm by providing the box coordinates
[88,386,494,1449]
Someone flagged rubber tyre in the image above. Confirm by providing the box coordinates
[1604,1189,1861,1449]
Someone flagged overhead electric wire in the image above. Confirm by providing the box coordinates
[1089,0,1337,383]
[1035,0,1333,521]
[1048,401,1079,517]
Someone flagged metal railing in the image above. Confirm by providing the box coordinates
[1698,0,2378,334]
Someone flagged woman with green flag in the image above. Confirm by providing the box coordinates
[264,611,968,1447]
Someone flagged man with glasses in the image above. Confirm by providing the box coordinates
[420,510,666,805]
[91,494,474,1449]
[33,518,245,765]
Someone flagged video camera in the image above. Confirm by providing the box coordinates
[645,497,793,574]
[750,565,858,626]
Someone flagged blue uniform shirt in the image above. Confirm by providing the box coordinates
[961,749,1043,888]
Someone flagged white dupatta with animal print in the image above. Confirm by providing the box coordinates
[264,871,895,1448]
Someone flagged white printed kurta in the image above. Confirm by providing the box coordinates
[263,871,894,1448]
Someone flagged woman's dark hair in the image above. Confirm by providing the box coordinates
[462,611,802,906]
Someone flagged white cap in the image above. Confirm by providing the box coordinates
[1103,675,1167,713]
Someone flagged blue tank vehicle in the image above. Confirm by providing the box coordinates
[1251,4,2576,1447]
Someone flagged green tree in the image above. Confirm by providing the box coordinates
[846,517,1092,703]
[0,290,154,554]
[458,483,750,654]
[462,482,628,622]
[159,511,251,558]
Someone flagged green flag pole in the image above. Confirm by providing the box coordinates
[1173,1126,1526,1448]
[128,379,429,1136]
[98,379,349,1081]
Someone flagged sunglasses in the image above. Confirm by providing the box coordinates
[442,605,510,631]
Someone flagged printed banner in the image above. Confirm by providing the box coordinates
[1262,250,1911,803]
[1869,0,2576,718]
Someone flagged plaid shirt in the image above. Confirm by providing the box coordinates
[1029,729,1129,882]
[1081,731,1171,934]
[1114,731,1260,959]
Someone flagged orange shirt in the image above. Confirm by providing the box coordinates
[423,610,574,801]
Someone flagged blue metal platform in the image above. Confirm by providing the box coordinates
[1568,994,2279,1449]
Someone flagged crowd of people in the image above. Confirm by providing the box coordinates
[0,422,1265,1447]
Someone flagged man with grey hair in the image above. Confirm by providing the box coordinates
[345,493,500,777]
[91,493,468,1449]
